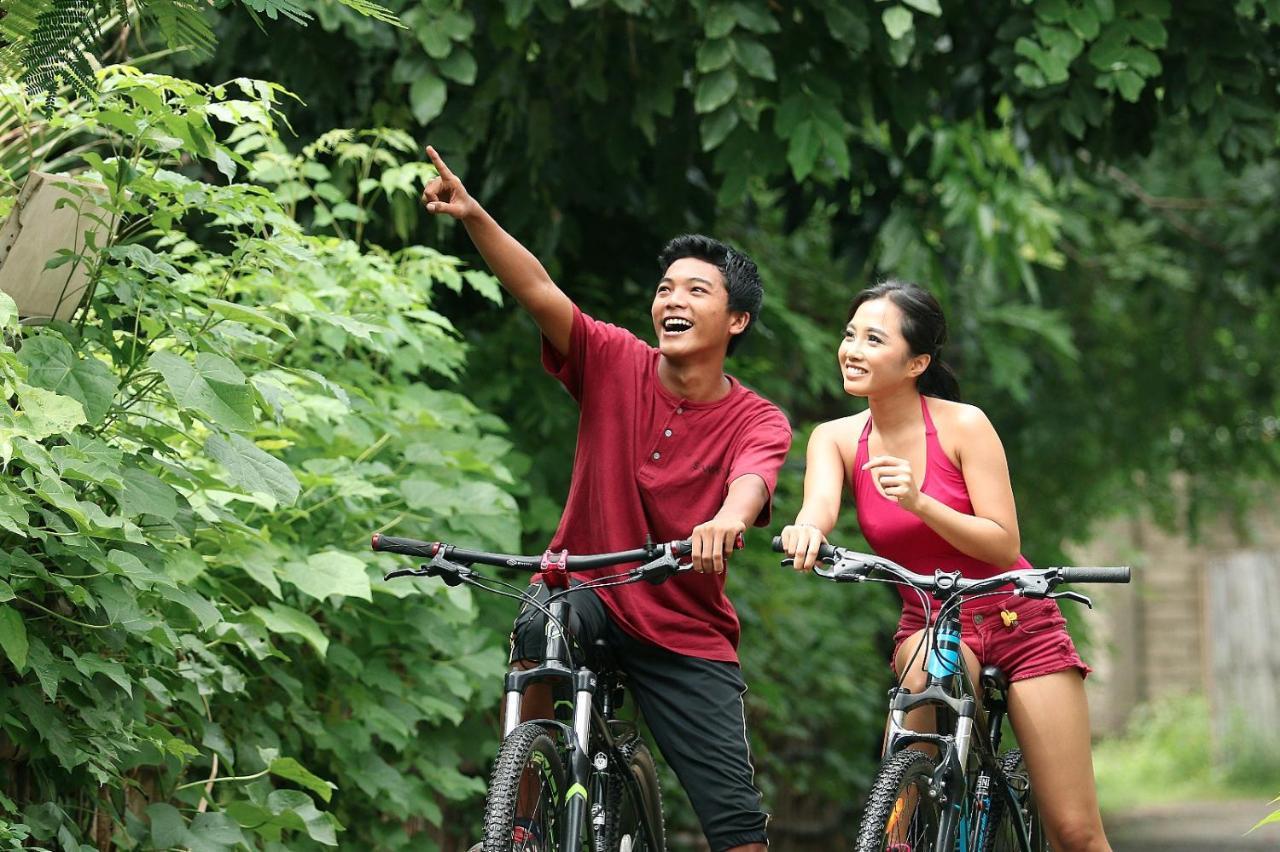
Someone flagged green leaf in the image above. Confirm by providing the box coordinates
[269,757,338,803]
[701,105,740,151]
[205,433,301,507]
[0,487,31,536]
[704,4,736,38]
[1066,3,1101,39]
[110,467,180,520]
[882,6,914,40]
[731,0,779,33]
[732,37,776,81]
[68,651,132,695]
[437,48,477,85]
[186,811,248,851]
[696,38,733,73]
[147,803,187,848]
[824,4,870,51]
[18,337,119,425]
[1126,16,1167,48]
[0,291,17,329]
[280,552,372,603]
[251,603,329,656]
[0,607,29,671]
[16,385,88,439]
[694,67,738,113]
[202,298,294,336]
[787,120,821,181]
[150,350,255,431]
[902,0,941,16]
[410,75,448,125]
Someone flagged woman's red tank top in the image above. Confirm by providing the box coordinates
[853,395,1032,614]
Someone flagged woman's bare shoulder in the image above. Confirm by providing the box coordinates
[927,398,995,435]
[812,411,869,441]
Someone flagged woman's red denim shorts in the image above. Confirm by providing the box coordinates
[891,593,1092,683]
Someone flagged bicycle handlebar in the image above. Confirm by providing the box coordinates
[1058,565,1131,584]
[372,532,694,570]
[770,536,1129,596]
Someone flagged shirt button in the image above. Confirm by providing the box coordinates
[652,452,661,460]
[676,407,684,415]
[663,429,673,437]
[973,614,984,625]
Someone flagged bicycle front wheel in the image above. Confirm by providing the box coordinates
[854,750,942,852]
[600,740,664,852]
[984,749,1049,852]
[483,721,565,851]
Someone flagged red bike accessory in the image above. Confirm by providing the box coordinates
[539,548,570,589]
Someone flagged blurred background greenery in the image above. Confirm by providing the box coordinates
[2,0,1279,849]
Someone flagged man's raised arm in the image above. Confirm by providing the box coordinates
[420,146,574,356]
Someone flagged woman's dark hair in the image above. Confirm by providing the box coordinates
[847,280,961,401]
[658,234,763,356]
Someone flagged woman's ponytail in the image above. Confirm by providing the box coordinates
[918,355,961,402]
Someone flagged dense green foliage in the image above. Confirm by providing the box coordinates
[0,71,518,849]
[4,0,1280,848]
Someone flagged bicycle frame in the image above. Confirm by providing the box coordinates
[884,600,1032,852]
[373,533,689,852]
[790,543,1126,852]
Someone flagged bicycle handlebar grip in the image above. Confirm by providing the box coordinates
[1059,566,1131,584]
[771,535,836,562]
[370,533,439,558]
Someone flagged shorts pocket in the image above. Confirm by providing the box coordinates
[995,595,1066,637]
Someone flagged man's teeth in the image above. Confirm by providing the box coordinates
[664,318,693,333]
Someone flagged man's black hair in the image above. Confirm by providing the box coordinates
[657,234,763,356]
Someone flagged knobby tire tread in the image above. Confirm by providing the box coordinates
[854,750,941,852]
[483,721,565,852]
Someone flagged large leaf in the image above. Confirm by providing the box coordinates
[16,385,87,439]
[268,757,338,803]
[280,551,372,603]
[251,603,329,656]
[150,350,255,431]
[0,607,29,671]
[205,433,301,506]
[18,336,119,425]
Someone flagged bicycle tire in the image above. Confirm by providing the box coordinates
[854,750,943,852]
[483,721,566,852]
[599,740,664,852]
[983,749,1049,852]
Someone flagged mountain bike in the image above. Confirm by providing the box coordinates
[373,531,693,852]
[772,537,1129,852]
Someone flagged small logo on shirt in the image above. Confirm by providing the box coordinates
[691,461,723,474]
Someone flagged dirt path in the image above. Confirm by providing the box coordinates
[1106,799,1279,852]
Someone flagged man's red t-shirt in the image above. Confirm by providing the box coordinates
[540,307,792,663]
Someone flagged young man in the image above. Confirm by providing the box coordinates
[421,147,790,852]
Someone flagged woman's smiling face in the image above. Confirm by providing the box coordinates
[838,297,929,397]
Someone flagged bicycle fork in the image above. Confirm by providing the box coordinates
[500,596,599,852]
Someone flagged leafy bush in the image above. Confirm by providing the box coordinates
[0,68,516,849]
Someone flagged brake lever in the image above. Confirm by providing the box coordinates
[1048,590,1093,609]
[384,566,430,581]
[383,554,472,587]
[638,555,692,584]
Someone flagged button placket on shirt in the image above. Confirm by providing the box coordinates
[649,404,685,464]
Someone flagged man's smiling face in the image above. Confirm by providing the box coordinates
[651,257,747,361]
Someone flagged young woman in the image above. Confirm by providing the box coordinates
[779,280,1111,852]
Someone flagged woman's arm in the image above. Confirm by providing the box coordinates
[780,419,851,572]
[867,406,1021,566]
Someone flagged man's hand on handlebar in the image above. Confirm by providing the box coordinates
[690,516,745,574]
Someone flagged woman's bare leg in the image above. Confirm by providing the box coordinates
[1008,670,1110,852]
